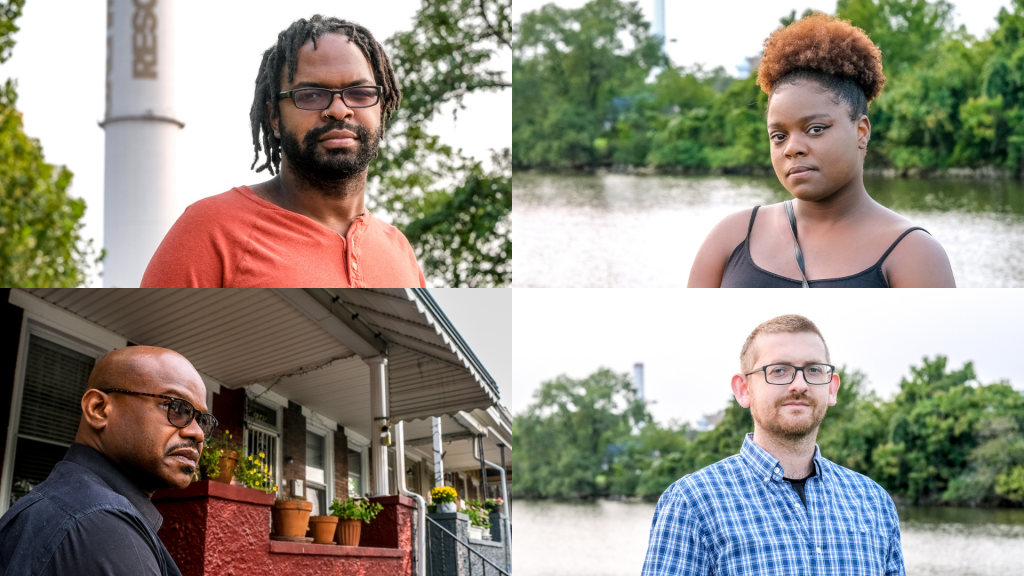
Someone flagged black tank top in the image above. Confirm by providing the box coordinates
[720,206,928,288]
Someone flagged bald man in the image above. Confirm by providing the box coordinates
[0,346,214,576]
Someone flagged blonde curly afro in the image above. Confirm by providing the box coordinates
[758,12,885,118]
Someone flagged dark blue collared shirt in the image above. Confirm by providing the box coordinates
[0,443,182,576]
[642,433,905,576]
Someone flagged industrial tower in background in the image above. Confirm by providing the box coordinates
[101,0,182,287]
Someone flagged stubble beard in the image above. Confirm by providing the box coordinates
[279,118,381,194]
[750,390,827,442]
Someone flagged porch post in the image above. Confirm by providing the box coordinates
[367,355,389,497]
[432,416,444,487]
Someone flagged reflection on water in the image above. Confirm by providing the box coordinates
[515,500,1024,576]
[512,173,1024,287]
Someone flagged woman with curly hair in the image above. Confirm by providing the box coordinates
[688,13,955,287]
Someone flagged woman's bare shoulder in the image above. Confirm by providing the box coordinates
[687,207,759,287]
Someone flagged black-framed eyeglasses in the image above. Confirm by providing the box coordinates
[277,85,383,110]
[102,388,217,438]
[744,363,835,385]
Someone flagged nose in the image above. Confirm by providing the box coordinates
[325,93,354,120]
[788,369,811,393]
[180,415,206,445]
[784,132,808,159]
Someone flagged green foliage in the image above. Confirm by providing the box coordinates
[513,368,646,499]
[512,0,1024,176]
[515,360,1024,507]
[330,497,383,523]
[375,0,511,287]
[0,0,102,287]
[195,430,242,481]
[235,450,277,494]
[464,500,491,528]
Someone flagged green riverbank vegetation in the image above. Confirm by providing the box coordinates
[513,357,1024,507]
[513,0,1024,177]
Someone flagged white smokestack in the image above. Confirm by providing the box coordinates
[653,0,666,53]
[633,362,645,400]
[102,0,182,287]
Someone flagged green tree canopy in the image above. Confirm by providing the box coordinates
[0,0,101,286]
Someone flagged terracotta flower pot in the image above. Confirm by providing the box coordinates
[337,518,362,546]
[308,516,339,544]
[272,500,314,538]
[211,450,238,484]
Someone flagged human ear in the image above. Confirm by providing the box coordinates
[267,102,280,140]
[857,115,871,150]
[81,389,111,431]
[731,374,752,408]
[827,373,841,406]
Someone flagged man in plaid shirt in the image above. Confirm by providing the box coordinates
[641,315,905,576]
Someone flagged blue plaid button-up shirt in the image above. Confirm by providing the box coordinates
[642,433,904,576]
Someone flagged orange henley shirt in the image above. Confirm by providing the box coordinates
[140,186,426,288]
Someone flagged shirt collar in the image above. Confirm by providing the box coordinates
[64,443,164,532]
[740,433,825,483]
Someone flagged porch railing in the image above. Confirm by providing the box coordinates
[426,516,510,576]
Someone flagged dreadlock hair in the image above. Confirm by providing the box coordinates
[249,15,402,174]
[757,12,884,122]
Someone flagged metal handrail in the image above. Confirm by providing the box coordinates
[426,515,510,576]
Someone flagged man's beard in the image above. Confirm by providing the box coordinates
[279,119,380,188]
[750,391,827,441]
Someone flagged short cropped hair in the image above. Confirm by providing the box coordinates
[757,12,885,121]
[740,314,830,374]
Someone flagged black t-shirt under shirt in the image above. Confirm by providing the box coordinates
[785,468,817,508]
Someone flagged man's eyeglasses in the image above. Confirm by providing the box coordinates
[277,85,383,111]
[102,389,218,438]
[745,363,835,385]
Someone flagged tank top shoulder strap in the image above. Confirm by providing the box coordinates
[746,206,761,239]
[874,227,930,268]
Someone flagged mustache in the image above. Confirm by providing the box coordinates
[305,121,369,143]
[166,439,202,455]
[777,393,815,408]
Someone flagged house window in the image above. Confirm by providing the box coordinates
[8,335,96,507]
[244,427,278,492]
[305,431,328,515]
[348,448,363,497]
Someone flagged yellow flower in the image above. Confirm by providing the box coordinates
[273,486,278,492]
[259,452,265,458]
[249,456,253,461]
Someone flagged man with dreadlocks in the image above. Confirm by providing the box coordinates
[141,16,425,288]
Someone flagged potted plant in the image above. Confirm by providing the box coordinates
[465,500,491,540]
[272,494,313,539]
[484,497,503,515]
[330,497,383,547]
[195,430,240,484]
[308,514,339,545]
[430,486,458,514]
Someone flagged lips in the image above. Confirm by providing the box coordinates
[168,448,199,466]
[787,165,816,177]
[319,129,359,142]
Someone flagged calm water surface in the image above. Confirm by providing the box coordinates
[513,174,1024,287]
[515,500,1024,576]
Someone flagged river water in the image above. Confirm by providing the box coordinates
[514,500,1024,576]
[512,173,1024,288]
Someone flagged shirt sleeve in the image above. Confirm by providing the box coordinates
[884,511,906,576]
[641,485,713,576]
[140,202,232,288]
[39,510,162,576]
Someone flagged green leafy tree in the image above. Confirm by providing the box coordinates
[513,368,646,498]
[512,0,665,169]
[372,0,511,286]
[0,0,101,286]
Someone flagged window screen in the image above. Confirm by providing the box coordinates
[10,335,96,506]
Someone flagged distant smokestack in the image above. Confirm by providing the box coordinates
[633,362,645,400]
[653,0,665,53]
[102,0,182,286]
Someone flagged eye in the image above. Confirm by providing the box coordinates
[770,133,786,143]
[808,125,830,135]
